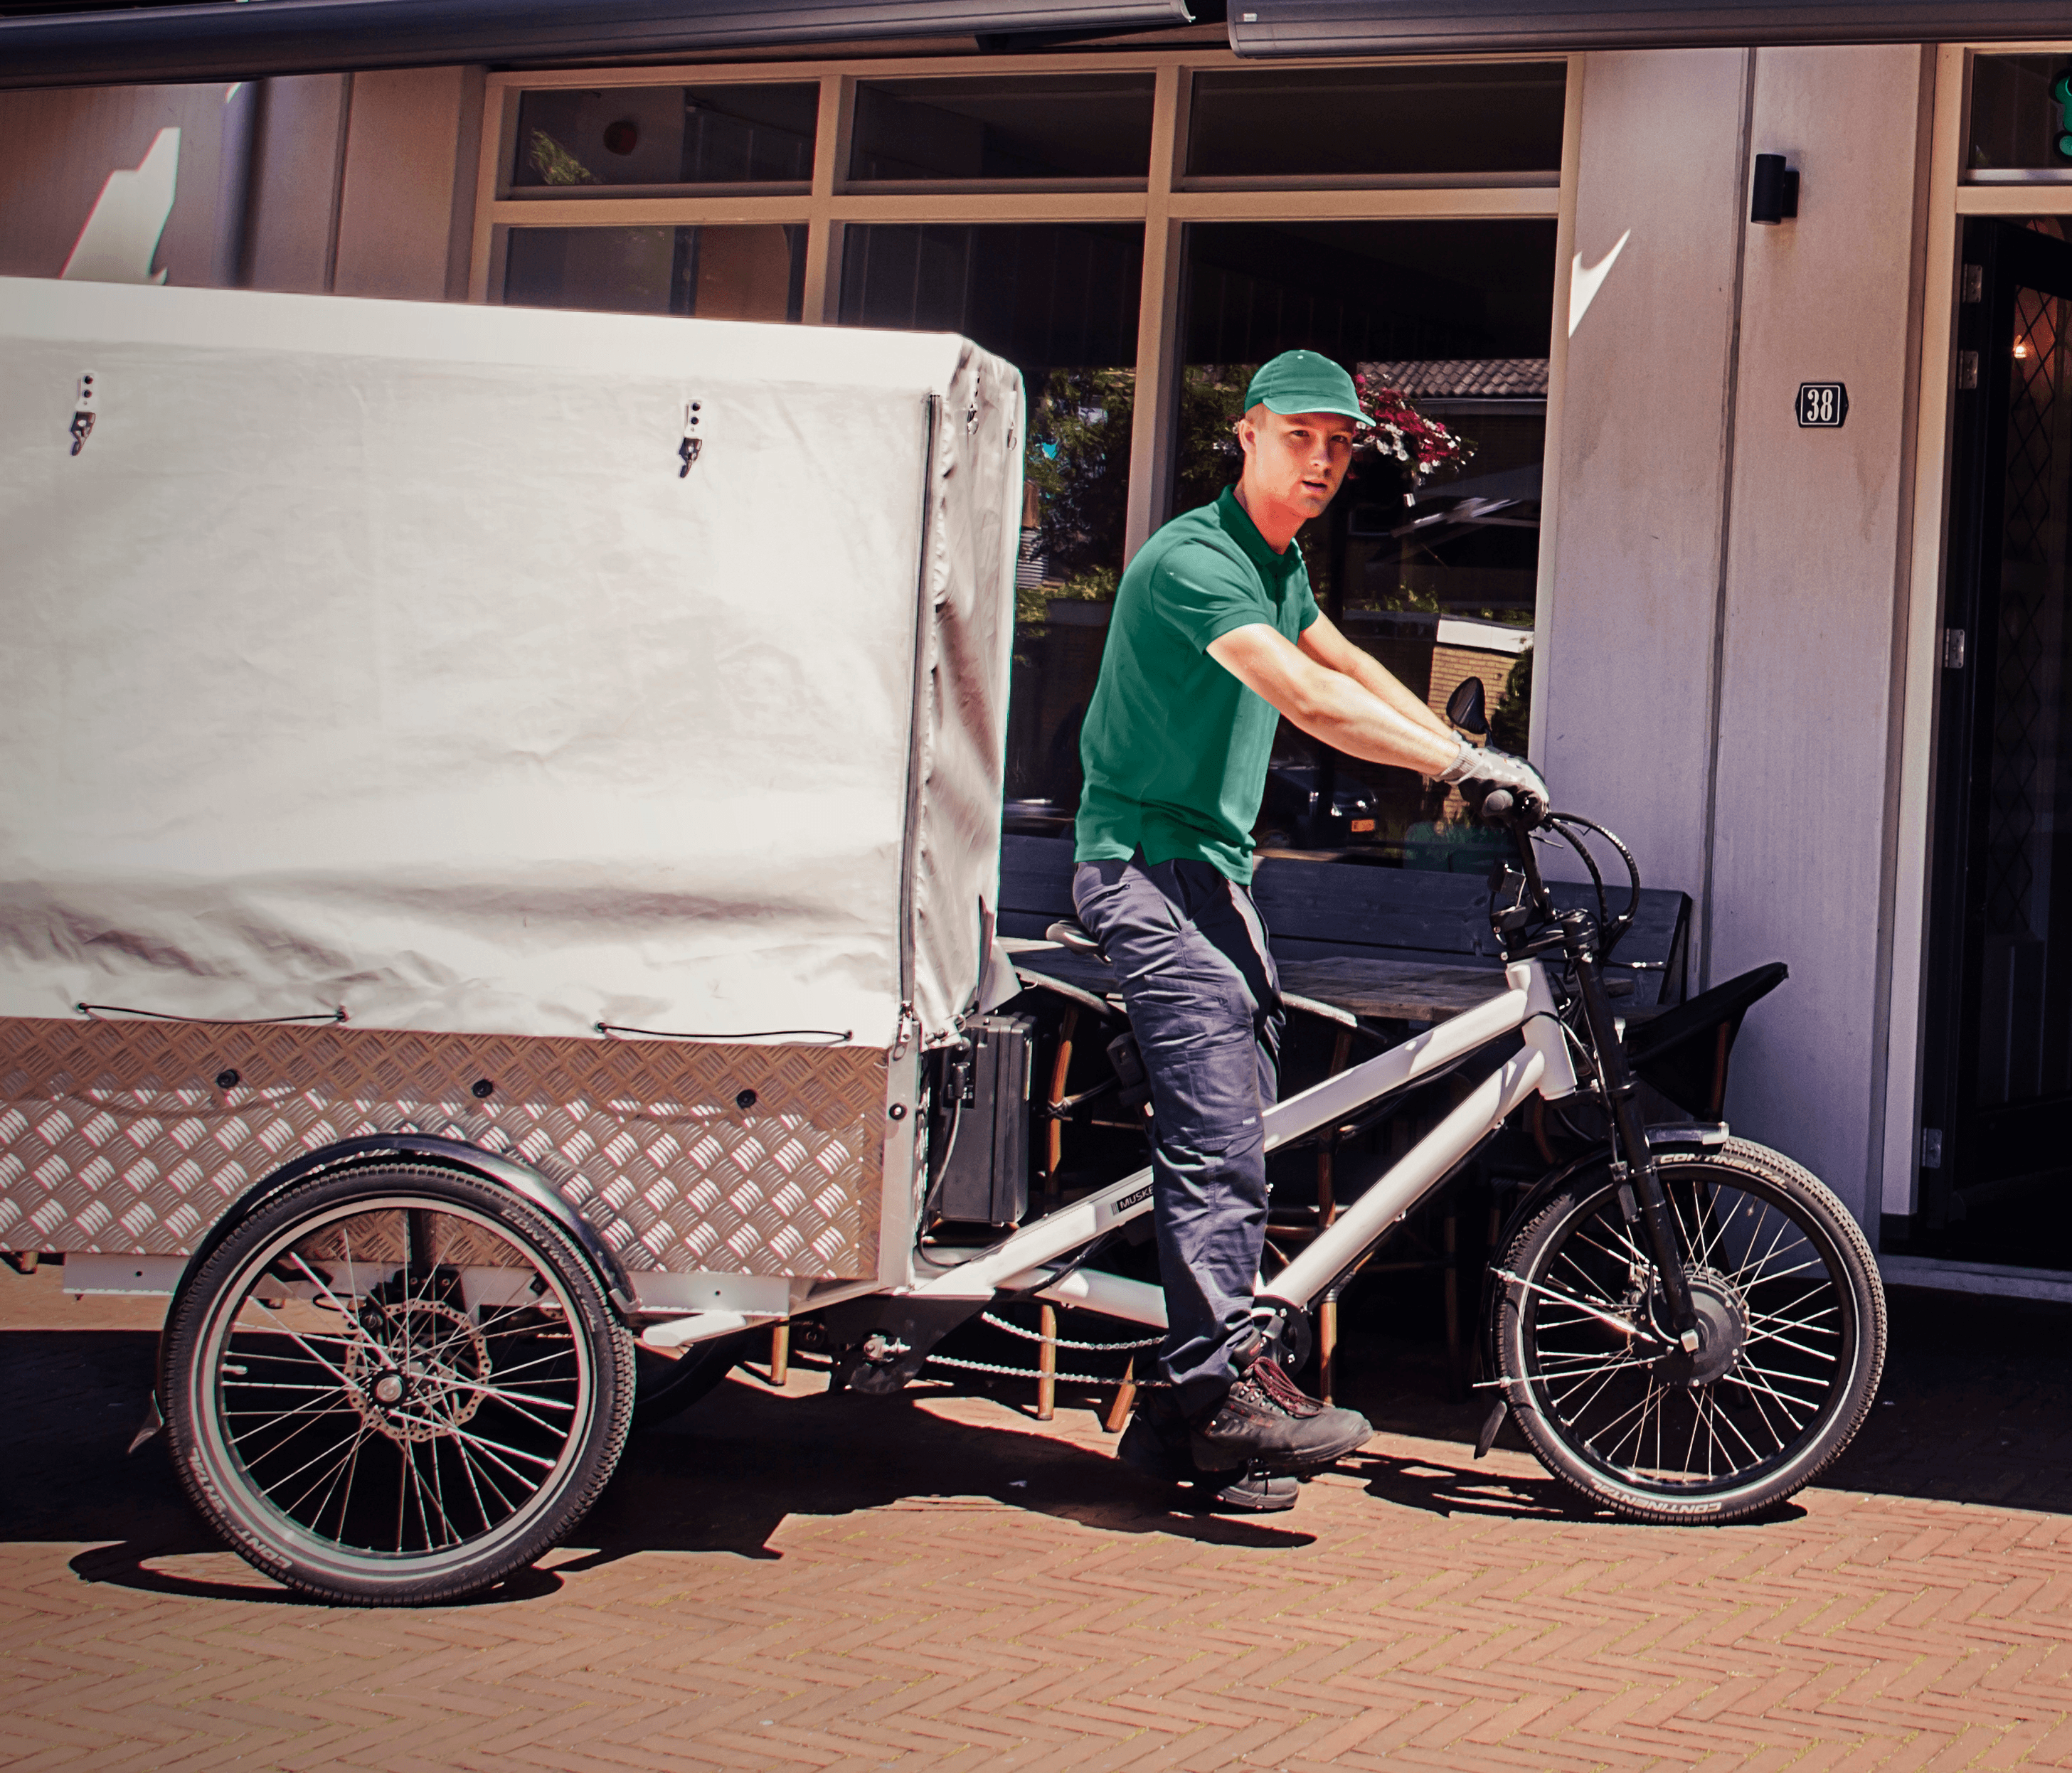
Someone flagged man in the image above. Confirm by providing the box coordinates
[1073,350,1547,1508]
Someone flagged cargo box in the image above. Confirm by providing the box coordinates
[0,276,1024,1299]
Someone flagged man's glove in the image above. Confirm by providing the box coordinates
[1439,737,1549,806]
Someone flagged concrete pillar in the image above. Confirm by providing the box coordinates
[1541,44,1932,1227]
[243,74,353,294]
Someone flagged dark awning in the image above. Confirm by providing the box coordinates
[1228,0,2072,54]
[0,0,1190,90]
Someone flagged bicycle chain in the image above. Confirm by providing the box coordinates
[924,1352,1130,1386]
[914,1309,1161,1387]
[978,1310,1162,1352]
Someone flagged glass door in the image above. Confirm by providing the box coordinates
[1919,217,2072,1256]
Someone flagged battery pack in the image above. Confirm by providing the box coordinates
[935,1012,1036,1227]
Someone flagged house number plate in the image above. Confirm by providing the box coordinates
[1797,382,1849,427]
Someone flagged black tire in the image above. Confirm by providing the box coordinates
[1493,1137,1884,1523]
[163,1162,634,1605]
[632,1332,750,1430]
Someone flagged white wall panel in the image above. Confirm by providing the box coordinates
[334,66,484,303]
[0,82,238,286]
[1711,44,1930,1225]
[1539,49,1750,935]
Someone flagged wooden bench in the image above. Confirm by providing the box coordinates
[999,834,1690,1008]
[994,834,1695,1408]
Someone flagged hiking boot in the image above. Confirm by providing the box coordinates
[1188,1339,1372,1475]
[1117,1389,1195,1484]
[1118,1393,1300,1512]
[1187,1470,1300,1513]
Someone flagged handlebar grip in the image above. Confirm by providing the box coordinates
[1482,788,1514,823]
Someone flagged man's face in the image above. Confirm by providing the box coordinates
[1238,405,1357,523]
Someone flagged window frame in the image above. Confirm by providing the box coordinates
[471,46,1583,738]
[1884,41,2072,1221]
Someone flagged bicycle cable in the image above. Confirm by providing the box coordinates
[1552,812,1642,952]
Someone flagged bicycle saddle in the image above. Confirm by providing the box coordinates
[1044,919,1103,957]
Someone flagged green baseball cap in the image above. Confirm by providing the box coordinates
[1243,350,1367,425]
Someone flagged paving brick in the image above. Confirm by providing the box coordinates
[13,1286,2072,1772]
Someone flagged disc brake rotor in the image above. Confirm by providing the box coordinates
[344,1295,492,1444]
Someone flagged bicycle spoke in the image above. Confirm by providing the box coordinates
[200,1189,597,1579]
[1739,1323,1841,1364]
[1726,1365,1815,1432]
[1510,1166,1868,1496]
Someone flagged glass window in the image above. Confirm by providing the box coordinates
[504,224,807,321]
[847,75,1154,185]
[513,85,818,189]
[1186,65,1565,182]
[841,223,1142,826]
[1172,219,1558,865]
[1969,56,2072,179]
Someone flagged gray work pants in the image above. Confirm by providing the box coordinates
[1072,853,1285,1417]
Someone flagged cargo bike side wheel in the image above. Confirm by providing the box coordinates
[163,1164,635,1605]
[1494,1137,1884,1524]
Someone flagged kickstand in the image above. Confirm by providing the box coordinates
[1473,1397,1507,1460]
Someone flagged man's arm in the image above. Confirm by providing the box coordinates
[1206,621,1456,776]
[1297,609,1455,742]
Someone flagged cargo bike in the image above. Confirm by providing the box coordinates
[0,278,1885,1605]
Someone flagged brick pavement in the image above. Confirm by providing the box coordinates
[5,1264,2072,1772]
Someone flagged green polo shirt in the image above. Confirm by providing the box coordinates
[1075,486,1319,883]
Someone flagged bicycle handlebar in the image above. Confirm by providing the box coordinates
[1480,787,1643,955]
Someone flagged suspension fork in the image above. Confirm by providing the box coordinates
[1507,821,1701,1349]
[1563,917,1701,1348]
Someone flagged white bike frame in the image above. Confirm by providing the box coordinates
[644,958,1578,1350]
[907,957,1578,1329]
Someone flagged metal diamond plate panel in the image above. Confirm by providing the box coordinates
[0,1016,888,1279]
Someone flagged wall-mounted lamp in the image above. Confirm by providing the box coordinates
[1750,153,1800,225]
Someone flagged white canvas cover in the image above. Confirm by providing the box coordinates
[0,277,1023,1049]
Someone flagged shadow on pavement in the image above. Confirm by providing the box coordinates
[1333,1281,2072,1519]
[9,1278,2071,1607]
[576,1379,1324,1567]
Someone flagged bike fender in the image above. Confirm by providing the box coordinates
[149,1135,637,1417]
[1477,1144,1613,1393]
[1475,1123,1732,1393]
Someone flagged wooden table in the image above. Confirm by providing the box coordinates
[1276,955,1507,1023]
[1002,937,1510,1026]
[1003,939,1666,1030]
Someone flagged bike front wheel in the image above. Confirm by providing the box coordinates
[1493,1137,1884,1523]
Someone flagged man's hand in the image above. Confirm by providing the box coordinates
[1440,739,1549,806]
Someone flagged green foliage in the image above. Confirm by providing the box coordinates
[1172,364,1254,515]
[527,131,598,186]
[1378,582,1441,614]
[1025,369,1133,585]
[1489,647,1533,755]
[1015,565,1116,632]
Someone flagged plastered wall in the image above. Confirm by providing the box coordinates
[1544,44,1931,1228]
[0,68,482,300]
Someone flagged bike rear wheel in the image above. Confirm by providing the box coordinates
[1494,1137,1884,1523]
[164,1163,634,1604]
